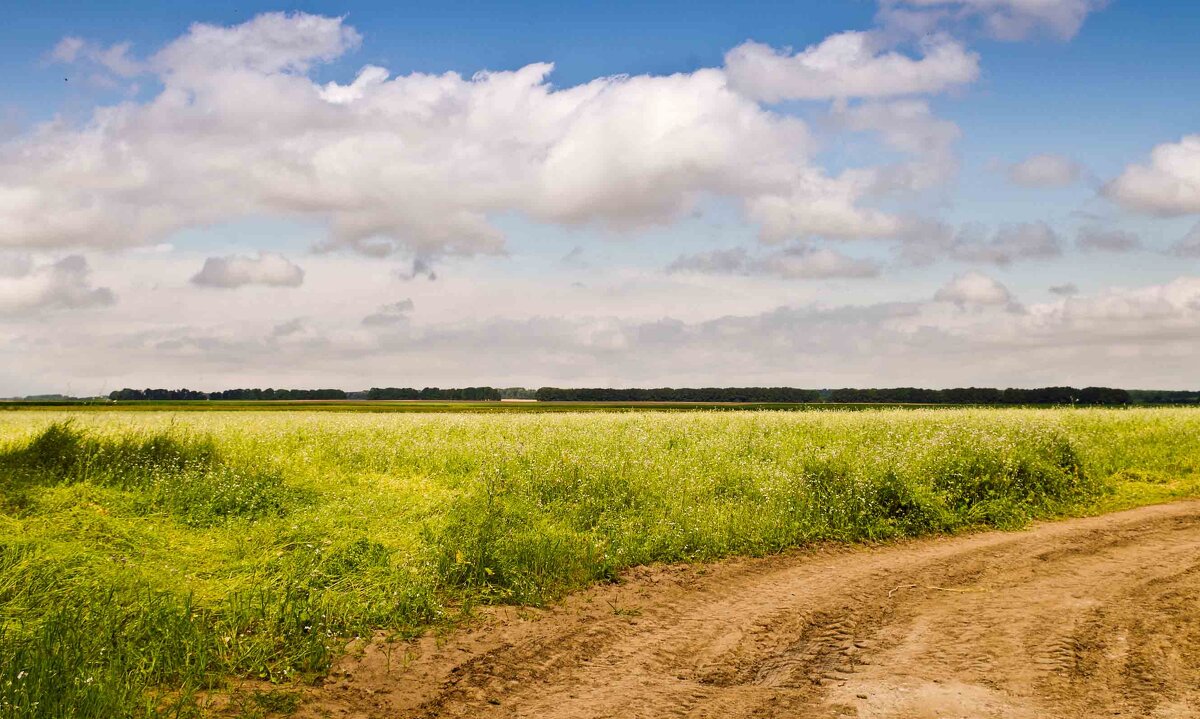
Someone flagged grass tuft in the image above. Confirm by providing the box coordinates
[0,422,297,525]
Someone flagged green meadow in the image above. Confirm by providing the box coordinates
[1,408,1198,717]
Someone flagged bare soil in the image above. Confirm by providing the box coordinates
[298,501,1200,718]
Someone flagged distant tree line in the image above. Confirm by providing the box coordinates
[210,388,348,400]
[109,387,504,401]
[110,388,212,401]
[535,386,1134,405]
[100,385,1200,405]
[109,388,347,401]
[1127,390,1200,405]
[534,387,823,402]
[366,387,502,401]
[826,386,1132,405]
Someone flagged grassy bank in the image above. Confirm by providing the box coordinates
[1,408,1198,717]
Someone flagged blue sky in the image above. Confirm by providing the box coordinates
[2,0,1200,393]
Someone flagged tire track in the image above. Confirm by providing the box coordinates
[301,501,1200,719]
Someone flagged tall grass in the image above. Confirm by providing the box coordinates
[0,408,1197,717]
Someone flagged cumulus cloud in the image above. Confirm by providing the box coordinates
[934,270,1016,307]
[50,36,143,78]
[897,220,1065,266]
[831,99,962,194]
[1049,282,1079,296]
[48,37,85,63]
[0,254,114,314]
[1028,277,1200,333]
[1169,222,1200,258]
[1106,135,1200,215]
[152,12,361,78]
[190,252,304,288]
[362,299,415,327]
[1007,153,1083,188]
[320,65,389,104]
[1076,226,1142,253]
[950,221,1064,265]
[668,245,881,280]
[0,12,938,264]
[724,32,978,103]
[879,0,1105,41]
[21,273,1200,391]
[745,174,904,242]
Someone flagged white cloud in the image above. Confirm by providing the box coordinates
[1076,226,1142,253]
[51,36,143,77]
[362,299,414,327]
[0,254,114,314]
[1027,276,1200,331]
[152,12,361,78]
[49,37,85,63]
[831,99,962,194]
[1169,222,1200,258]
[724,32,978,103]
[0,12,923,262]
[190,252,304,288]
[320,65,389,104]
[1106,135,1200,215]
[903,220,1064,265]
[13,271,1200,392]
[880,0,1105,41]
[951,221,1064,265]
[668,245,881,280]
[934,270,1015,306]
[745,173,904,242]
[1007,153,1082,187]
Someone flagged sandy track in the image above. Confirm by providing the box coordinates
[302,501,1200,719]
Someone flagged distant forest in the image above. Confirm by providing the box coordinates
[109,388,348,401]
[533,387,822,402]
[534,386,1136,404]
[365,387,503,401]
[106,387,504,401]
[92,386,1200,405]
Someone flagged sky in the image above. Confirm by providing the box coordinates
[2,0,1200,395]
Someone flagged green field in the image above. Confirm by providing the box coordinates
[2,408,1199,717]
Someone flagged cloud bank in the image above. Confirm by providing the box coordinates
[934,270,1015,306]
[668,245,881,280]
[0,254,114,314]
[191,252,305,288]
[880,0,1105,41]
[724,32,979,102]
[0,12,983,265]
[1106,135,1200,216]
[11,271,1200,391]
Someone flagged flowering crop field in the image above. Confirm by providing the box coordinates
[1,408,1198,717]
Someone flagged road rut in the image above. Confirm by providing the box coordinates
[302,501,1200,719]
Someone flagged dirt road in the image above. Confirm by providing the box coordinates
[304,501,1200,718]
